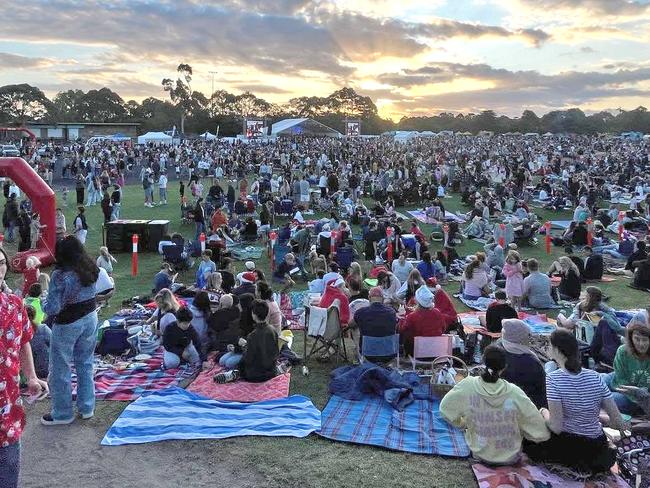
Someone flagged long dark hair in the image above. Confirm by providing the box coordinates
[481,345,506,383]
[193,290,212,318]
[550,329,581,374]
[54,235,99,286]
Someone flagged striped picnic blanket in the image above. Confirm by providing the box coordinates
[81,349,197,401]
[318,388,470,457]
[101,387,321,446]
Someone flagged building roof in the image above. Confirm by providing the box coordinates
[27,121,140,126]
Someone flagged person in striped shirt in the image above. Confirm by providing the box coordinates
[524,329,628,475]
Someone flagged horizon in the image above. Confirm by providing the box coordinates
[2,0,650,120]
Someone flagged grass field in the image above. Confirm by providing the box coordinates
[14,179,650,488]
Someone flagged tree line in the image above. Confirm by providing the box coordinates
[0,64,649,136]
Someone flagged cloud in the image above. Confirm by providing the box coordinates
[234,84,292,94]
[379,62,650,114]
[515,0,650,16]
[0,0,550,85]
[0,52,56,70]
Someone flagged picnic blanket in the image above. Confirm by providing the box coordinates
[408,209,466,224]
[550,220,572,229]
[318,386,470,457]
[472,462,628,487]
[279,291,307,330]
[76,349,197,401]
[101,387,321,446]
[454,294,496,312]
[228,244,264,260]
[187,366,290,403]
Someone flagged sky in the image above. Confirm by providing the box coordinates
[2,0,650,120]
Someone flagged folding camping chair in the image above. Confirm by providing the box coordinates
[407,335,453,375]
[304,304,349,364]
[359,334,400,366]
[162,244,189,272]
[335,246,354,272]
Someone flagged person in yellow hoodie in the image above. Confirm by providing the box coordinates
[440,345,550,465]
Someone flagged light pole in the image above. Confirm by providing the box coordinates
[209,70,218,117]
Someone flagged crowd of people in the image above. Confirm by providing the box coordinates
[2,131,650,486]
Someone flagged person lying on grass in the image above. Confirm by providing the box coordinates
[214,299,284,384]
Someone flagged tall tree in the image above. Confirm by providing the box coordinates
[52,89,85,121]
[78,88,127,121]
[162,63,193,133]
[0,84,52,123]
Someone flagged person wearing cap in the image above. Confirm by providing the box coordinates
[353,286,398,363]
[233,271,257,297]
[496,319,547,409]
[319,278,350,325]
[399,285,446,356]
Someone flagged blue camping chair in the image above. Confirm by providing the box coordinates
[335,246,354,271]
[360,334,400,365]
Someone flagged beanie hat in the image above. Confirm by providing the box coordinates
[415,285,434,308]
[241,272,257,283]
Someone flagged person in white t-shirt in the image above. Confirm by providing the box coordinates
[158,172,168,205]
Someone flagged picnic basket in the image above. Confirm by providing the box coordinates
[430,355,469,399]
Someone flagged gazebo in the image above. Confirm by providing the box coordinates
[270,118,341,137]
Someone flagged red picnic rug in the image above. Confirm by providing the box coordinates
[187,366,290,403]
[472,462,628,488]
[73,349,197,401]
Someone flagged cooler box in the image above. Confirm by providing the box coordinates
[147,220,170,252]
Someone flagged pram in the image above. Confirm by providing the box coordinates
[181,201,194,225]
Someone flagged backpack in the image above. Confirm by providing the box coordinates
[97,328,130,356]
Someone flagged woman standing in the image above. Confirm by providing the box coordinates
[42,236,99,425]
[503,250,525,310]
[194,198,205,240]
[0,246,46,487]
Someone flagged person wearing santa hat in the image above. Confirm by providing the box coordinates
[399,285,446,356]
[233,271,257,297]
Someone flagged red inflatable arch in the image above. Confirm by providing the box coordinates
[0,157,56,271]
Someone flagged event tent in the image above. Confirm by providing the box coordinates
[137,132,173,144]
[271,118,341,137]
[110,133,131,141]
[200,131,217,140]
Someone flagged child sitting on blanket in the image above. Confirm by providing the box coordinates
[162,306,203,369]
[214,299,282,384]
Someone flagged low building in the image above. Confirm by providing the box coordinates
[26,122,140,141]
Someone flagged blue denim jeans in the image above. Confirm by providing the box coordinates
[601,371,644,415]
[163,344,200,369]
[219,352,243,369]
[110,202,121,221]
[0,442,20,488]
[159,187,167,202]
[49,312,98,420]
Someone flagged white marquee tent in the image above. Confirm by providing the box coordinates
[137,131,173,144]
[200,131,217,140]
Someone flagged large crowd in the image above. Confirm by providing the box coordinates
[2,132,650,486]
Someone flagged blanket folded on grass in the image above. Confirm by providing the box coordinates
[74,349,197,401]
[471,462,628,487]
[318,388,470,457]
[454,294,496,312]
[408,209,466,224]
[187,366,290,403]
[228,244,264,260]
[101,387,321,446]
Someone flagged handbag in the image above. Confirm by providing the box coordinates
[616,434,650,488]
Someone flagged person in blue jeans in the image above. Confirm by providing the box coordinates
[162,306,202,369]
[42,235,99,425]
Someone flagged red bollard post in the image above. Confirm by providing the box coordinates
[269,230,277,271]
[330,230,338,261]
[545,221,551,255]
[498,223,506,248]
[199,232,206,252]
[618,211,625,242]
[586,217,593,247]
[385,226,394,264]
[131,234,139,277]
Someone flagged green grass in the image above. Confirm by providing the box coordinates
[13,179,649,488]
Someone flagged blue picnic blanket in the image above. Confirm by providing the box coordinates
[454,294,496,312]
[101,387,321,446]
[318,387,470,457]
[228,244,264,260]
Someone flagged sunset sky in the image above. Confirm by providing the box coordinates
[2,0,650,120]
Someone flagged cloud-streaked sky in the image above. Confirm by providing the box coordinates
[2,0,650,119]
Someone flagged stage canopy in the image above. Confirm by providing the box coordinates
[271,118,341,137]
[137,131,173,144]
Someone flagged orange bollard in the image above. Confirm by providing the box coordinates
[131,234,139,277]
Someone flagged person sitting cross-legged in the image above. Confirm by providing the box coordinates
[214,299,280,384]
[162,306,202,369]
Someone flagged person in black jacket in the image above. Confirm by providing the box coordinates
[626,241,647,272]
[208,294,241,353]
[582,246,604,280]
[214,299,279,384]
[218,257,236,293]
[162,306,202,369]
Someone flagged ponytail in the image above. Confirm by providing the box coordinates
[550,329,581,374]
[481,345,506,383]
